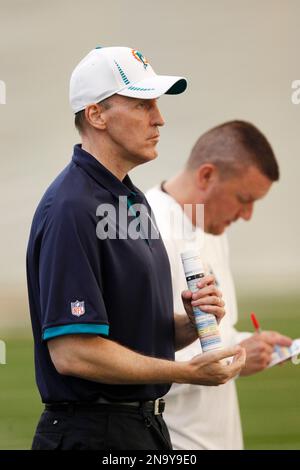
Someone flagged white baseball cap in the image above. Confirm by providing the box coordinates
[69,46,187,113]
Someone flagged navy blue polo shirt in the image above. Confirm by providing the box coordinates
[26,144,174,403]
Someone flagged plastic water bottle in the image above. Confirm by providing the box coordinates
[181,250,223,352]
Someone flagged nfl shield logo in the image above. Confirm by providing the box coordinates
[71,300,85,317]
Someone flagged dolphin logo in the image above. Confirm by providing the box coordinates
[132,50,149,69]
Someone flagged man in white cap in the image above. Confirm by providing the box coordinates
[26,47,246,450]
[146,120,292,449]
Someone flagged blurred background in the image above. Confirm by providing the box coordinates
[0,0,299,449]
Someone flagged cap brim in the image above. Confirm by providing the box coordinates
[117,75,187,99]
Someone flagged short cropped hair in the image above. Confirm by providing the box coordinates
[186,120,279,181]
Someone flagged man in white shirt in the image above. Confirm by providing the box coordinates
[146,120,292,450]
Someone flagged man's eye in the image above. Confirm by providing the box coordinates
[237,195,249,204]
[239,198,252,204]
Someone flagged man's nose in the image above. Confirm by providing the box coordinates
[151,102,165,127]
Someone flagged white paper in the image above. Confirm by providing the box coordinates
[267,338,300,367]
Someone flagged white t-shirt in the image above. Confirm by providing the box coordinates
[146,186,250,450]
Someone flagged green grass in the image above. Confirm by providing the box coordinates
[0,295,299,449]
[0,333,43,450]
[236,295,300,450]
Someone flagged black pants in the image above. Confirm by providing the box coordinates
[31,403,172,450]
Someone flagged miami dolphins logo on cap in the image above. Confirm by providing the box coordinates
[131,50,149,69]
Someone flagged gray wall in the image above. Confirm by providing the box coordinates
[1,0,299,326]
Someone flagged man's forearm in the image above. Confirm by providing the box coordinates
[48,334,246,387]
[174,313,198,351]
[49,334,187,385]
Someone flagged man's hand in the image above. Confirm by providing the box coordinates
[181,274,225,326]
[239,331,292,376]
[182,345,246,386]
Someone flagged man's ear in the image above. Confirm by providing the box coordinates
[84,103,107,130]
[196,164,218,190]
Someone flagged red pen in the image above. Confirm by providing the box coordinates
[250,312,261,333]
[251,312,283,357]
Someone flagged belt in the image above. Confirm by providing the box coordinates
[45,398,165,415]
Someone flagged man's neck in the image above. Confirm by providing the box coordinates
[81,138,135,182]
[163,172,206,228]
[163,172,201,206]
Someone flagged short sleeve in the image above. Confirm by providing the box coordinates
[39,200,109,341]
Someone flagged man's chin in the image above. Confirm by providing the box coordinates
[135,150,158,164]
[208,225,227,235]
